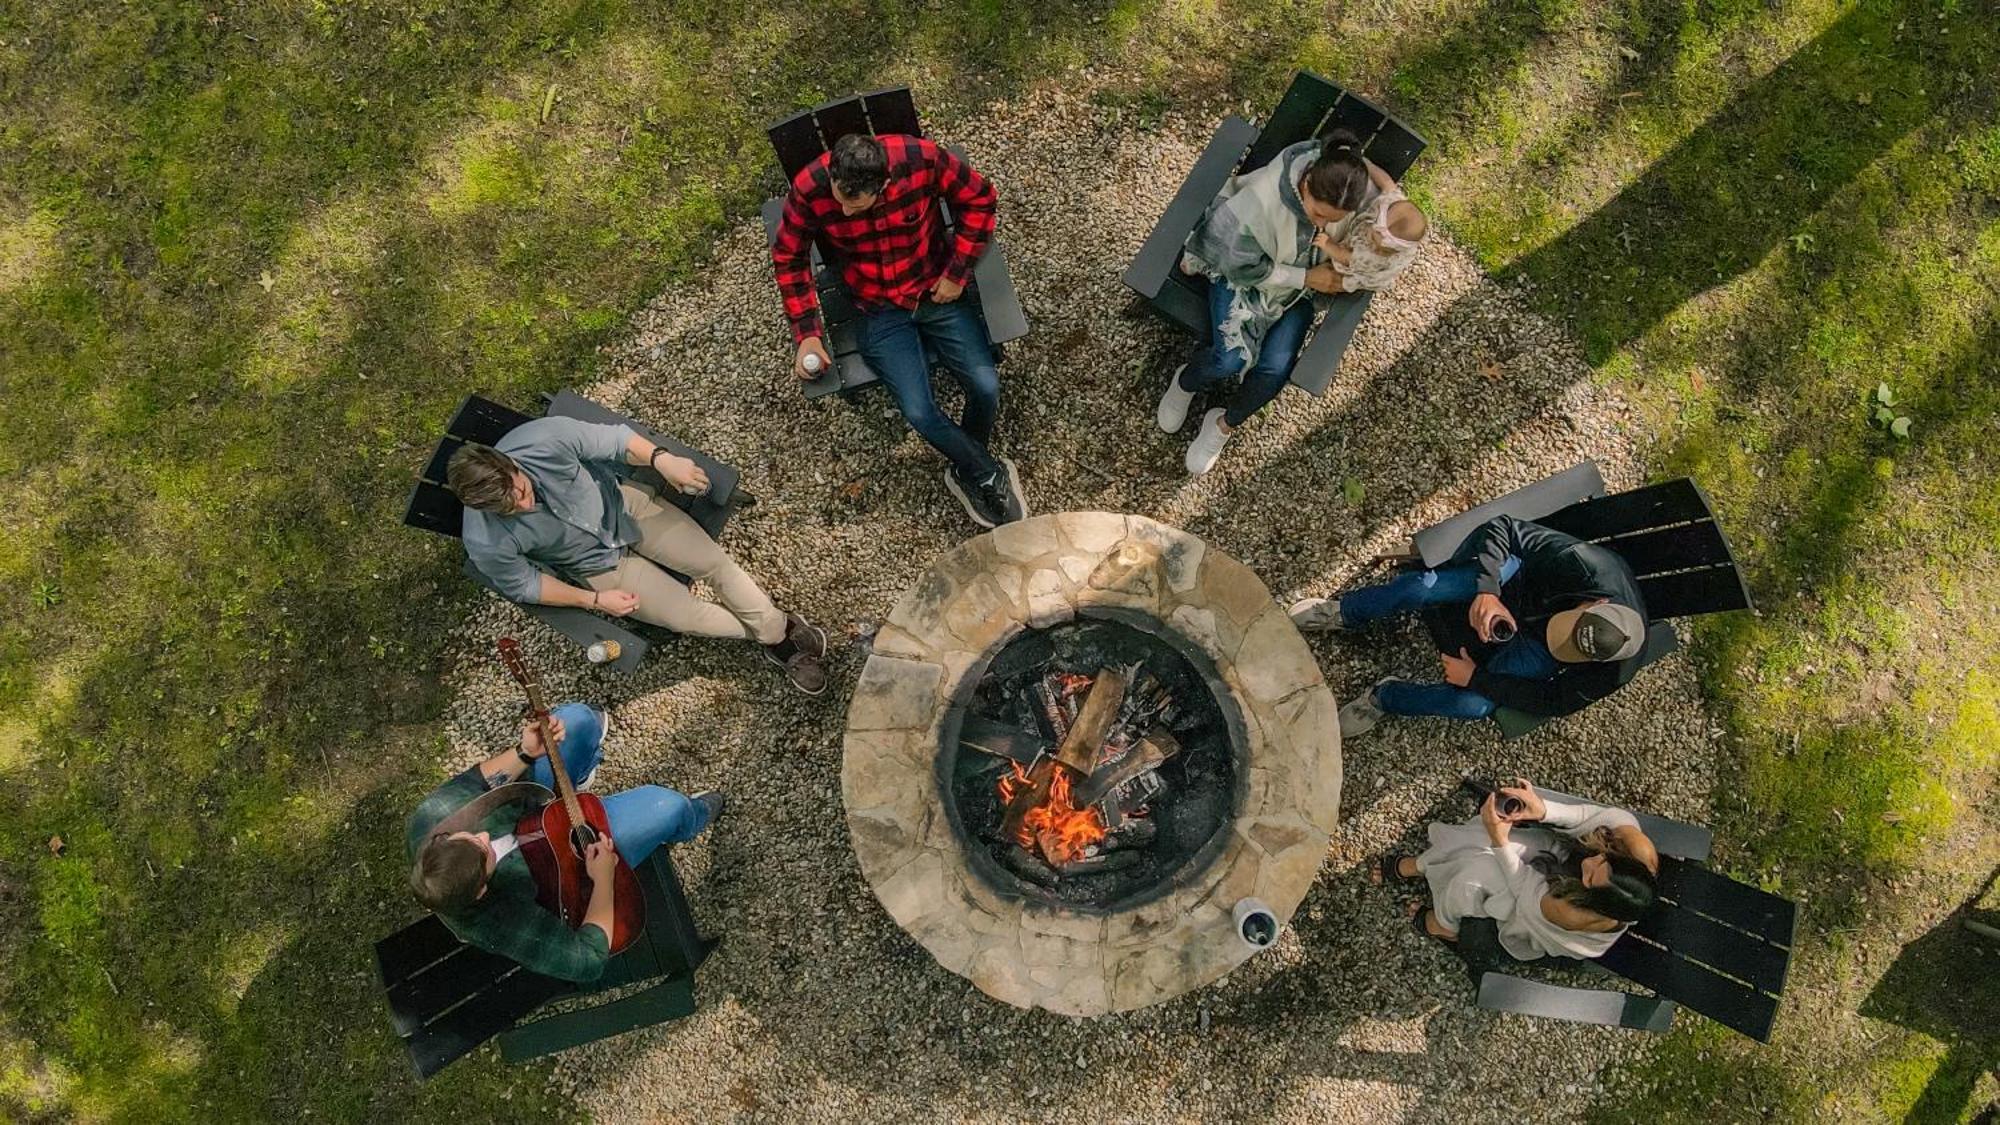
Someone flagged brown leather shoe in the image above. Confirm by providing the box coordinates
[785,613,828,659]
[764,643,827,696]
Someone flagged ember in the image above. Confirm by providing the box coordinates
[997,757,1105,864]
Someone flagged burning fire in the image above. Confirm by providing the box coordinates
[997,761,1106,865]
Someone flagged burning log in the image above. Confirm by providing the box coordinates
[1054,667,1129,775]
[1002,844,1060,886]
[1056,849,1142,878]
[1105,769,1166,817]
[1075,725,1181,807]
[1104,817,1158,850]
[958,713,1047,766]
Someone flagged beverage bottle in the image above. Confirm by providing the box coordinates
[802,351,824,375]
[585,640,622,664]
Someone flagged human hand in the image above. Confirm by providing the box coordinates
[518,712,566,760]
[1479,794,1511,845]
[1497,776,1545,822]
[1468,592,1518,644]
[1441,646,1476,687]
[929,275,965,303]
[659,453,710,497]
[594,589,641,617]
[794,337,832,381]
[1305,264,1342,294]
[1313,230,1341,258]
[583,838,619,883]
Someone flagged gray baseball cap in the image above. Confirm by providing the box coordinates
[1548,602,1646,662]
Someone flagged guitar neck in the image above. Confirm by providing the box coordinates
[519,676,586,827]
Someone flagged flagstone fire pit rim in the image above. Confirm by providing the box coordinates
[841,511,1342,1017]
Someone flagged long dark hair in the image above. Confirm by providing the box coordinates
[1302,126,1370,211]
[1541,852,1658,923]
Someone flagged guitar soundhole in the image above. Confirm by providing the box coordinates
[569,822,599,858]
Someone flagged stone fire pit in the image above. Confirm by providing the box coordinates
[842,512,1342,1016]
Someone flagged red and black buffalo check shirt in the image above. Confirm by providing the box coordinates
[771,134,997,343]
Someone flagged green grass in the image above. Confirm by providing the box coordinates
[2,0,1995,1121]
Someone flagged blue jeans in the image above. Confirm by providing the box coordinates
[531,702,710,865]
[1177,281,1314,427]
[1340,560,1558,721]
[857,297,1001,482]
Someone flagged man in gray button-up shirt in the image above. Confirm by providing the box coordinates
[449,416,828,694]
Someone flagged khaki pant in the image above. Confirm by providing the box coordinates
[584,484,785,644]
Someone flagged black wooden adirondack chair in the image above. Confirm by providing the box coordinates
[758,85,1030,400]
[1456,780,1798,1042]
[1402,462,1753,738]
[1121,71,1429,396]
[375,847,719,1078]
[402,391,745,673]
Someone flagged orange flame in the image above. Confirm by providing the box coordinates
[997,762,1106,866]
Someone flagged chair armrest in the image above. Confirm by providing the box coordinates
[1477,971,1675,1032]
[972,239,1029,344]
[1121,115,1258,299]
[1412,461,1608,567]
[1288,291,1371,396]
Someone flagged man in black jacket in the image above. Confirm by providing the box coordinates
[1290,515,1650,736]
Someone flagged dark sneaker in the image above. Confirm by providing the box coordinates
[991,455,1028,524]
[690,790,726,830]
[763,644,828,696]
[784,613,828,659]
[944,466,1008,529]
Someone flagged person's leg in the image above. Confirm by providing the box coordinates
[1223,299,1313,427]
[616,485,785,644]
[1177,281,1251,394]
[526,701,605,790]
[1374,679,1499,721]
[586,554,761,641]
[915,300,1000,448]
[1339,555,1523,629]
[857,305,999,481]
[599,785,710,868]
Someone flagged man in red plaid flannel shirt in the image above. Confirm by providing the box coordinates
[772,133,1025,528]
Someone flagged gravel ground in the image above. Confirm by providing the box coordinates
[438,80,1719,1124]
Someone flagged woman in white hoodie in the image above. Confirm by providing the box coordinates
[1378,778,1659,961]
[1159,126,1428,475]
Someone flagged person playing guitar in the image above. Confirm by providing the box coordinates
[404,700,723,982]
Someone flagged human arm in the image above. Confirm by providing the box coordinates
[1465,660,1626,717]
[1455,515,1581,596]
[1534,793,1657,872]
[473,713,568,786]
[580,839,621,947]
[621,431,707,496]
[929,140,997,292]
[533,574,640,617]
[771,180,827,346]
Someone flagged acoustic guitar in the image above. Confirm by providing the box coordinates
[495,637,645,953]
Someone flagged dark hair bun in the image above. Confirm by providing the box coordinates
[1319,126,1363,156]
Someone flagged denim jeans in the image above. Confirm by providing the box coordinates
[1177,281,1314,427]
[856,297,1001,482]
[1340,559,1558,721]
[530,702,710,865]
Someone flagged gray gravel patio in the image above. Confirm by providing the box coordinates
[437,80,1719,1124]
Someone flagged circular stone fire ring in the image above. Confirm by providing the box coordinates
[842,512,1342,1016]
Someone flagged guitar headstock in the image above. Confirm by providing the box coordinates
[495,637,547,712]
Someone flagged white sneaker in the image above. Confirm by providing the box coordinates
[1338,680,1395,739]
[1185,408,1231,475]
[1157,365,1196,433]
[1288,597,1348,633]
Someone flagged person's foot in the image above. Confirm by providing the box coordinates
[993,455,1028,524]
[1338,678,1396,738]
[783,613,828,659]
[690,790,726,830]
[1185,408,1232,475]
[1370,854,1422,886]
[1288,596,1349,633]
[944,463,1021,529]
[1157,364,1196,433]
[763,642,828,696]
[1407,901,1456,942]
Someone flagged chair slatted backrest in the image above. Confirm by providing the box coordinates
[1240,71,1429,180]
[1536,478,1754,619]
[402,394,535,541]
[1597,855,1797,1042]
[373,914,571,1079]
[766,86,923,180]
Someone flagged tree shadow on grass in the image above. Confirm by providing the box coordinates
[1858,866,2000,1125]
